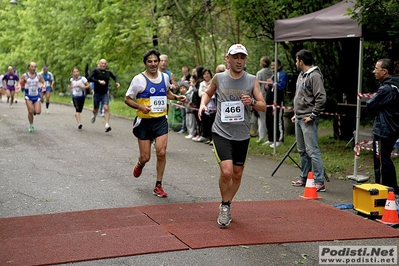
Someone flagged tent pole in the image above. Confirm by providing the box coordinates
[273,42,278,154]
[348,37,368,182]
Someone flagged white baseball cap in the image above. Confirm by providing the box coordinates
[228,44,248,56]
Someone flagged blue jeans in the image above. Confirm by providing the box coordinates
[295,117,324,184]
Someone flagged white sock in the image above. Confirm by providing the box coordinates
[105,123,109,128]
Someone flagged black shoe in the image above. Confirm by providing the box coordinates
[105,126,112,132]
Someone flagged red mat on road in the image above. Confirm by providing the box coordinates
[2,200,399,266]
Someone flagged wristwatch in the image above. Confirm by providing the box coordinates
[251,99,257,106]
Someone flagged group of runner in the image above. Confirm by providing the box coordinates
[1,63,54,132]
[6,46,324,229]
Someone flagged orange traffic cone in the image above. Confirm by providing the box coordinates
[376,190,399,226]
[300,172,321,199]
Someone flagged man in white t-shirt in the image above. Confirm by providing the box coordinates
[124,49,186,198]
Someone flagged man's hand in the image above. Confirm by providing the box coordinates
[140,104,152,114]
[176,95,186,103]
[304,116,313,124]
[240,94,252,106]
[198,104,207,121]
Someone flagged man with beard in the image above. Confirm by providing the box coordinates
[291,49,327,192]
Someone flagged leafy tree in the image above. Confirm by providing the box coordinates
[350,0,399,42]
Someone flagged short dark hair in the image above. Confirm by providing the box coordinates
[202,68,213,78]
[272,59,282,68]
[378,58,393,75]
[143,49,160,65]
[296,49,313,66]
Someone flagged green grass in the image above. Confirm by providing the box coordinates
[249,134,371,178]
[52,94,399,183]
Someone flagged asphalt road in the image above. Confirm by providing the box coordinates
[1,99,398,266]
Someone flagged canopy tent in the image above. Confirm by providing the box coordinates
[272,0,368,181]
[274,0,361,41]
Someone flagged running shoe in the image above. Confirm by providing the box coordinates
[269,142,283,148]
[195,136,207,142]
[46,108,49,114]
[153,185,168,197]
[78,123,82,129]
[28,125,34,132]
[315,184,326,192]
[91,115,96,123]
[262,140,272,146]
[185,134,193,139]
[217,204,232,228]
[291,179,305,187]
[105,126,112,132]
[133,162,144,178]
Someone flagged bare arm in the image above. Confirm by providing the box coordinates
[38,74,46,90]
[167,87,186,102]
[251,78,266,112]
[19,74,27,87]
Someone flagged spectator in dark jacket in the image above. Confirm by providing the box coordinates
[366,58,399,195]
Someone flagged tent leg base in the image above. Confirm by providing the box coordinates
[347,174,369,183]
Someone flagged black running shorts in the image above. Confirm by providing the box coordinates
[212,132,250,166]
[133,116,168,141]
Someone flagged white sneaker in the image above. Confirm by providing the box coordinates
[185,134,193,139]
[262,140,272,146]
[46,108,49,114]
[256,139,265,143]
[195,136,207,142]
[269,142,283,148]
[191,135,199,141]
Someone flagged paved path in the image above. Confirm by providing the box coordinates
[1,99,397,266]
